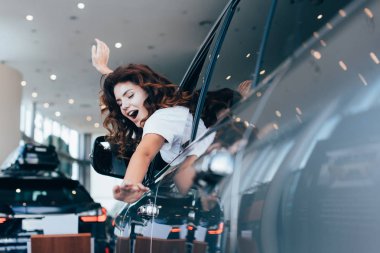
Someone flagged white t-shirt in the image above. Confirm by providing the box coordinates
[142,106,212,165]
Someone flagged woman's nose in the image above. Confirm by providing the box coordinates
[121,99,130,109]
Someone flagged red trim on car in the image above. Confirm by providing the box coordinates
[80,207,107,222]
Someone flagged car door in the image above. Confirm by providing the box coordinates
[151,0,365,252]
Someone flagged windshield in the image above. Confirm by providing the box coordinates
[0,178,93,206]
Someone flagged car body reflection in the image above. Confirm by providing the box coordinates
[91,0,380,252]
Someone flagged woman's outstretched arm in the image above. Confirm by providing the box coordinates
[113,133,165,203]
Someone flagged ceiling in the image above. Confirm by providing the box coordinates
[0,0,228,134]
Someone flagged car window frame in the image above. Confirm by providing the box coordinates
[179,0,236,92]
[189,0,241,141]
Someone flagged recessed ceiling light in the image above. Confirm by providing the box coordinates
[115,42,122,48]
[370,52,379,64]
[296,107,302,115]
[26,15,34,21]
[68,98,75,104]
[364,8,374,19]
[311,50,322,60]
[358,73,368,86]
[259,70,266,75]
[339,60,348,71]
[77,3,85,9]
[31,92,38,98]
[21,81,27,86]
[317,14,323,20]
[246,53,251,58]
[55,111,61,117]
[43,103,50,108]
[50,74,57,80]
[226,75,231,80]
[86,116,92,121]
[339,9,347,17]
[94,123,100,128]
[326,23,333,30]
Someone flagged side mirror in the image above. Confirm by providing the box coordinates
[89,136,129,179]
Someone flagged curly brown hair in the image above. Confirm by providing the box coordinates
[100,64,196,158]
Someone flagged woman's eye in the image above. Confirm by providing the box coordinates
[128,94,134,99]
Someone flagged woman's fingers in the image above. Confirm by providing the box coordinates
[112,182,149,203]
[136,183,150,192]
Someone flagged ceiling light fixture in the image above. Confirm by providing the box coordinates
[26,15,34,21]
[370,52,379,64]
[246,53,251,58]
[364,8,373,19]
[86,116,92,121]
[226,75,231,80]
[317,14,323,20]
[31,92,38,98]
[77,3,85,9]
[50,74,57,80]
[21,81,27,86]
[55,111,61,117]
[339,9,347,17]
[339,60,348,71]
[43,103,50,108]
[259,70,266,75]
[68,98,75,104]
[115,42,122,48]
[311,49,322,60]
[94,123,100,128]
[358,73,368,86]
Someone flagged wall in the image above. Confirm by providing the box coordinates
[0,64,22,164]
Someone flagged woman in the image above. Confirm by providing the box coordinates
[92,39,212,203]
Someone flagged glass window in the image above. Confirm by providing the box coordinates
[0,179,93,206]
[24,105,33,137]
[69,130,79,159]
[34,113,43,143]
[43,117,53,141]
[20,104,26,132]
[52,121,61,136]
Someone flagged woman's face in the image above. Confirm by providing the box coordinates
[114,81,148,128]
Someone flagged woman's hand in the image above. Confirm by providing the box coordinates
[91,38,113,75]
[112,181,150,203]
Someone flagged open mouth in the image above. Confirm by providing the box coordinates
[127,110,139,119]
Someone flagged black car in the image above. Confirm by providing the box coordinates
[0,143,109,253]
[92,0,380,252]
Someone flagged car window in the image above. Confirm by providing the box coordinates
[194,0,272,94]
[192,0,356,134]
[0,178,93,205]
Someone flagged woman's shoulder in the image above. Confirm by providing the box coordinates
[152,106,189,117]
[145,106,189,127]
